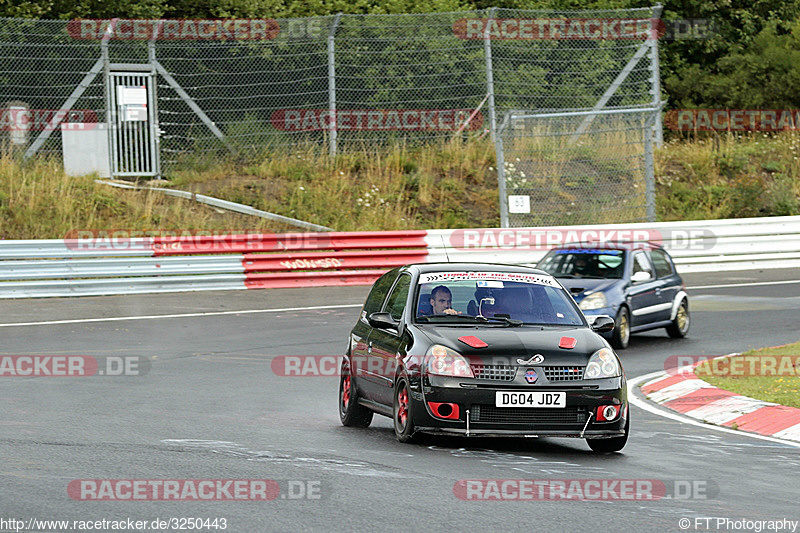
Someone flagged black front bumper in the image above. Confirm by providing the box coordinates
[411,375,627,439]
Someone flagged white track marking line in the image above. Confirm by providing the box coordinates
[688,279,800,290]
[628,371,800,448]
[0,303,363,328]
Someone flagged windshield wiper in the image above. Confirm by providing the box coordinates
[419,315,522,327]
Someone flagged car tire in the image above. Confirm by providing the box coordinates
[393,376,417,443]
[587,410,629,453]
[339,359,373,428]
[610,307,630,349]
[666,299,690,338]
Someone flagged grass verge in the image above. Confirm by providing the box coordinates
[695,342,800,409]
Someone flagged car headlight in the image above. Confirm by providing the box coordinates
[424,345,474,378]
[579,291,607,310]
[585,348,621,379]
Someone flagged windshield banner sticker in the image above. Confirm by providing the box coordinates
[419,272,558,287]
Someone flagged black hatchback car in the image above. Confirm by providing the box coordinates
[536,245,690,349]
[338,263,629,453]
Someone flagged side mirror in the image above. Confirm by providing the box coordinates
[631,271,652,283]
[588,315,615,333]
[368,312,399,330]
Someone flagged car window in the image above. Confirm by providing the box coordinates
[384,274,411,321]
[649,249,674,278]
[414,271,585,326]
[537,249,625,279]
[362,270,398,317]
[595,253,624,277]
[632,252,654,278]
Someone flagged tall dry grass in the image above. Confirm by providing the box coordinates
[2,131,799,239]
[168,139,500,231]
[0,153,292,239]
[656,131,800,220]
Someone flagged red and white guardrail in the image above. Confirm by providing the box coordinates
[1,215,799,298]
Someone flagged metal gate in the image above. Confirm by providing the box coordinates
[106,70,160,178]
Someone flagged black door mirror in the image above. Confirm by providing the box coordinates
[589,315,615,333]
[368,312,399,330]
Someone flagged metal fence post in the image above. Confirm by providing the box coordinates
[102,19,117,179]
[484,7,498,143]
[650,4,664,147]
[149,22,162,179]
[328,13,342,158]
[644,113,656,222]
[495,120,509,228]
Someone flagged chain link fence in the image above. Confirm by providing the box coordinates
[0,7,662,225]
[489,6,662,226]
[499,109,658,227]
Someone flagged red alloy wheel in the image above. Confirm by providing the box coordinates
[341,375,351,409]
[397,385,409,427]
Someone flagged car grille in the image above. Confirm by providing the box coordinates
[470,364,516,381]
[543,366,585,382]
[470,405,586,424]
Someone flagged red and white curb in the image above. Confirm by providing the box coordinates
[635,355,800,444]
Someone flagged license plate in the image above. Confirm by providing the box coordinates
[495,391,566,408]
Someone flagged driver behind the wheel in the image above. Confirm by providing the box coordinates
[572,255,593,277]
[429,285,460,315]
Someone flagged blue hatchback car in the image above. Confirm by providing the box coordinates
[536,245,690,349]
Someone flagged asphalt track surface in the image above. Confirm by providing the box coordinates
[2,268,800,532]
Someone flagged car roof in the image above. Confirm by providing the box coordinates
[402,262,552,277]
[547,242,665,252]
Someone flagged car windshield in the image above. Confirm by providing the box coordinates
[537,249,625,279]
[415,271,585,326]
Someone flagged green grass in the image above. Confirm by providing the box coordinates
[695,342,800,409]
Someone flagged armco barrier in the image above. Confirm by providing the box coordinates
[427,215,800,273]
[0,231,429,298]
[1,216,799,298]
